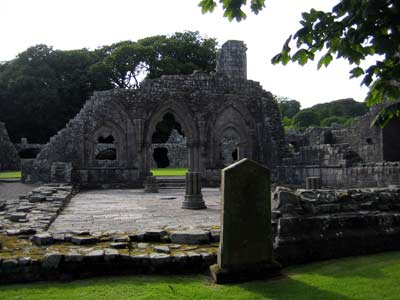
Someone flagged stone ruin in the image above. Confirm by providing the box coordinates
[23,40,287,188]
[278,103,400,188]
[0,122,20,171]
[20,39,400,189]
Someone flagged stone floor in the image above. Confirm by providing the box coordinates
[49,188,221,233]
[0,182,39,201]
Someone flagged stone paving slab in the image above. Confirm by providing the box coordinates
[49,188,221,233]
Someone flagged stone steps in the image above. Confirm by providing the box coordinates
[156,176,185,189]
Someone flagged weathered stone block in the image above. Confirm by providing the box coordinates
[153,245,170,254]
[42,253,62,269]
[70,236,99,245]
[9,213,27,222]
[170,230,210,244]
[32,233,54,246]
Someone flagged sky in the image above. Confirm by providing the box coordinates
[0,0,371,108]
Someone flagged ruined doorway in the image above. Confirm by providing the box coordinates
[221,128,241,166]
[153,147,170,168]
[151,113,188,169]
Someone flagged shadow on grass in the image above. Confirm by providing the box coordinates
[0,274,353,300]
[285,251,400,280]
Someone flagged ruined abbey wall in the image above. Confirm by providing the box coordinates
[280,105,400,188]
[25,41,287,187]
[0,122,20,171]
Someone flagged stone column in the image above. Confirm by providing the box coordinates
[182,172,206,210]
[306,177,322,189]
[144,175,159,193]
[210,158,280,283]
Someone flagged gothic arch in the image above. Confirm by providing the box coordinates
[85,120,128,167]
[143,100,200,172]
[208,99,256,165]
[145,100,199,145]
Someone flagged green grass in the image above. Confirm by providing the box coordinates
[0,171,21,179]
[2,251,400,300]
[151,168,188,177]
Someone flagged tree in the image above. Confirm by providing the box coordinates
[91,31,217,87]
[90,41,150,89]
[0,45,107,142]
[292,110,320,129]
[320,116,351,127]
[139,31,217,79]
[199,0,400,125]
[274,96,301,119]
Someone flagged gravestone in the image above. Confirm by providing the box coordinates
[210,158,280,283]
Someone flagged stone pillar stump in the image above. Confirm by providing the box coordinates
[182,172,206,210]
[306,177,322,189]
[210,158,280,283]
[144,176,159,193]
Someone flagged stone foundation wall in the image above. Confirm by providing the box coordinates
[272,186,400,265]
[74,168,141,189]
[276,162,400,188]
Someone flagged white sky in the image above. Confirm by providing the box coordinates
[0,0,371,108]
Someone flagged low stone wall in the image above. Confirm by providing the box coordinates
[272,186,400,265]
[74,168,142,189]
[0,250,216,284]
[276,162,400,188]
[0,228,219,284]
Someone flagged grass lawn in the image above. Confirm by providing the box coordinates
[1,251,400,300]
[151,168,188,177]
[0,171,21,179]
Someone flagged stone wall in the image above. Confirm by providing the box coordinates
[276,162,400,188]
[279,105,400,188]
[272,186,400,266]
[0,122,20,171]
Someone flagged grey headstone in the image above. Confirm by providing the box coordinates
[210,158,280,283]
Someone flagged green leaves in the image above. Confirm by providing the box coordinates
[198,0,217,13]
[250,0,266,15]
[350,67,364,78]
[199,0,265,21]
[317,53,333,69]
[292,49,312,66]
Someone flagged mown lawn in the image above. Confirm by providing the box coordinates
[1,251,400,300]
[151,168,188,177]
[0,171,21,179]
